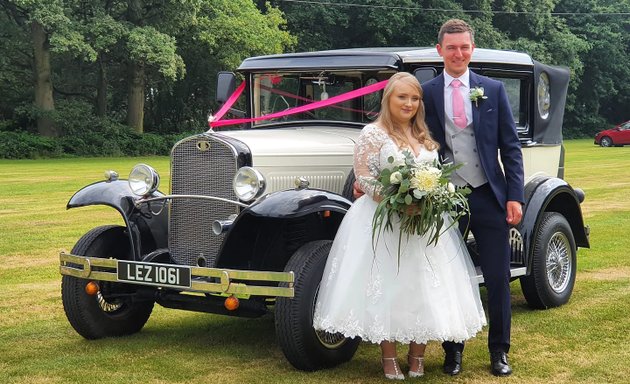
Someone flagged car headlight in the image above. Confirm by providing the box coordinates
[233,167,266,202]
[128,164,160,196]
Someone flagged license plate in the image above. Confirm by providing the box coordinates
[118,260,191,289]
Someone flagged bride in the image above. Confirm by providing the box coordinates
[313,72,486,380]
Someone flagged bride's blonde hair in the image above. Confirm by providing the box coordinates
[375,72,438,152]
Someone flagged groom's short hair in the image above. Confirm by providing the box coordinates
[438,19,475,44]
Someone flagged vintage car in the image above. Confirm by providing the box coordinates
[594,120,630,147]
[60,47,590,371]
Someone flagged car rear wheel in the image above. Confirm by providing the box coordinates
[61,225,154,339]
[600,136,613,147]
[275,240,360,371]
[520,213,576,309]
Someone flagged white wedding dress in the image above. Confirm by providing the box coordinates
[313,124,486,344]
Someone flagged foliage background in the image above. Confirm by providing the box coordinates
[1,0,629,158]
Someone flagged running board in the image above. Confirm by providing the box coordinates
[472,266,527,285]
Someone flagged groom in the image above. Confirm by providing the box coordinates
[422,19,524,376]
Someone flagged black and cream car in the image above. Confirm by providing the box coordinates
[60,47,589,371]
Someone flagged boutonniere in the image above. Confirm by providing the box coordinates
[469,87,488,107]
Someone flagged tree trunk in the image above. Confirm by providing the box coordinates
[96,54,107,116]
[31,20,57,137]
[126,61,145,133]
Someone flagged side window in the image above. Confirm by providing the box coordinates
[487,75,530,138]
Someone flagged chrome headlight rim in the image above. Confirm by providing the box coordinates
[233,166,266,202]
[128,163,160,196]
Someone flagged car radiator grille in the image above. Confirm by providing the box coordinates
[169,134,239,268]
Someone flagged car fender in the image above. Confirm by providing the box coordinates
[215,188,351,270]
[67,180,168,260]
[520,176,590,270]
[247,187,352,218]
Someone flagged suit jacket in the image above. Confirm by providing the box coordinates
[422,71,524,207]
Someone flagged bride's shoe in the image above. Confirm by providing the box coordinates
[381,357,405,380]
[407,354,425,378]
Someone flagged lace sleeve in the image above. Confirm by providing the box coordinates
[354,124,388,200]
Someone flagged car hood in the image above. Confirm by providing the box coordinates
[595,129,614,136]
[218,127,361,159]
[217,126,362,193]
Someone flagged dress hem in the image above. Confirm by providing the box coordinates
[313,323,486,345]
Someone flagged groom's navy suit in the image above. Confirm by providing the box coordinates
[422,70,524,353]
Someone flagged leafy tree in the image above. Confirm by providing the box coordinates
[144,0,296,133]
[1,0,94,137]
[556,0,630,137]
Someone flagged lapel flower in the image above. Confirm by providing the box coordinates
[469,86,488,107]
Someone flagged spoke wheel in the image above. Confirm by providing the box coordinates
[546,231,572,293]
[520,213,577,309]
[275,240,360,371]
[61,225,154,339]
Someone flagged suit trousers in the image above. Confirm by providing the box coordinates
[443,183,512,354]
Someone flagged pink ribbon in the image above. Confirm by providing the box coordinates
[210,79,388,128]
[211,81,246,123]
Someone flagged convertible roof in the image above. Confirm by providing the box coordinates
[237,47,534,71]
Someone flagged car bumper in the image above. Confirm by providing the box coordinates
[59,252,295,298]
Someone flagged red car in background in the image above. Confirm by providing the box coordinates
[594,120,630,147]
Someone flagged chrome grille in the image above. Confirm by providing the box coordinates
[509,227,524,264]
[169,134,239,267]
[267,173,345,194]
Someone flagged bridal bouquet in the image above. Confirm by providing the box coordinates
[372,150,471,247]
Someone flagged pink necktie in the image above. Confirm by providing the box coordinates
[451,79,467,128]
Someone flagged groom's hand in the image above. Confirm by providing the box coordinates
[506,201,523,225]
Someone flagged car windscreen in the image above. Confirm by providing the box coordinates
[250,71,395,127]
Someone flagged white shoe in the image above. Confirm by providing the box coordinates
[407,354,425,378]
[382,357,405,380]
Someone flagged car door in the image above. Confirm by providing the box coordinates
[617,122,630,145]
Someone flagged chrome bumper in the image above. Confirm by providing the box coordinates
[59,252,294,298]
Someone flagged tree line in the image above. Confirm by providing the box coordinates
[0,0,628,158]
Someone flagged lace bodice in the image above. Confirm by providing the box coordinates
[354,124,438,199]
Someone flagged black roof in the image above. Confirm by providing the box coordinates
[237,47,534,72]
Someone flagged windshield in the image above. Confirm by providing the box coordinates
[251,71,395,127]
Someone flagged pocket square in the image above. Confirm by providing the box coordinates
[485,108,494,112]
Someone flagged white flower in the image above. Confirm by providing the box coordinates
[469,87,488,107]
[390,171,403,184]
[384,153,406,170]
[410,166,440,192]
[447,182,456,193]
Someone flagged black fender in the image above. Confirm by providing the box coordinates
[216,188,352,271]
[520,176,590,270]
[67,179,168,260]
[247,187,352,218]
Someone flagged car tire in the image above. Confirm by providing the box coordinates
[600,136,613,147]
[61,225,154,339]
[520,213,577,309]
[341,169,356,202]
[275,240,360,371]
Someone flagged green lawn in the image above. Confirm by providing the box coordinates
[1,139,628,383]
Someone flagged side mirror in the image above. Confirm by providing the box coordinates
[216,71,236,104]
[413,68,437,84]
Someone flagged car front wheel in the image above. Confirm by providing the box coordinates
[275,240,360,371]
[520,213,577,309]
[61,225,154,339]
[600,136,613,147]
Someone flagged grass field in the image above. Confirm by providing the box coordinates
[1,139,629,383]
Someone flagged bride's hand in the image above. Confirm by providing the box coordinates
[405,204,421,216]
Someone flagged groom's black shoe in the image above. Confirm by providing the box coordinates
[443,351,462,376]
[490,351,512,376]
